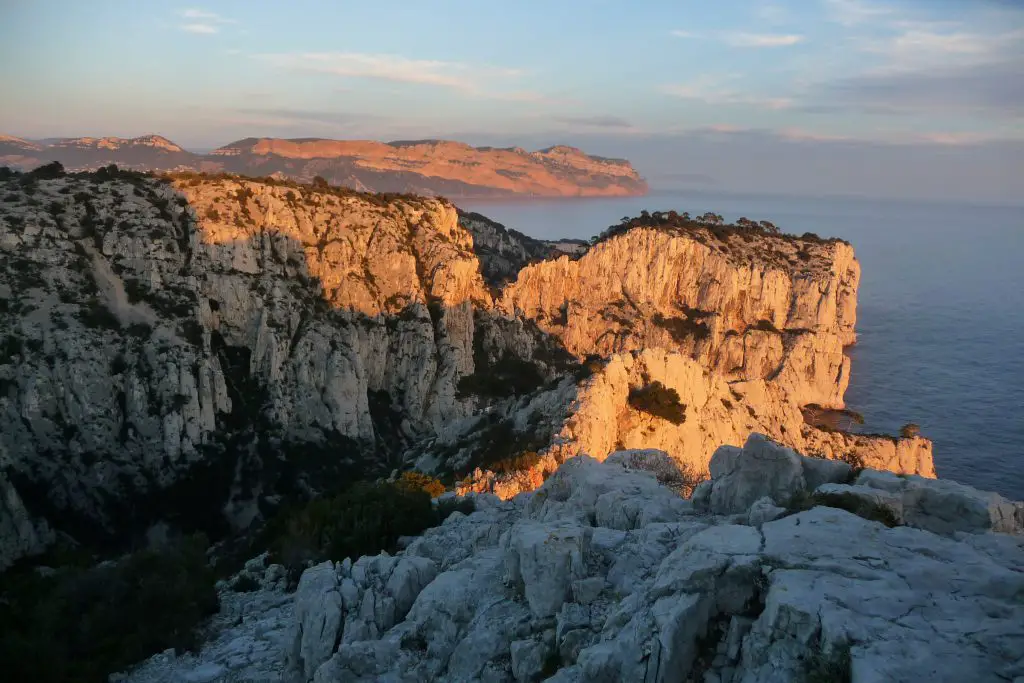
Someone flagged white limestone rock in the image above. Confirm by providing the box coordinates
[852,471,1024,536]
[118,453,1024,683]
[288,561,342,682]
[746,496,786,527]
[707,434,806,514]
[504,521,592,618]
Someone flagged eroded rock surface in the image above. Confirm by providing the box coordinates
[117,440,1024,683]
[0,169,932,569]
[501,227,860,408]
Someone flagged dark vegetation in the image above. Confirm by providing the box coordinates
[804,644,853,683]
[628,381,687,425]
[900,423,921,438]
[171,170,433,209]
[0,535,217,683]
[457,354,545,398]
[590,210,849,248]
[653,310,711,344]
[263,477,472,585]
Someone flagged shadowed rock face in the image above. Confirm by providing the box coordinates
[0,169,928,568]
[0,134,649,198]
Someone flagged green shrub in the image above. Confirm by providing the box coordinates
[76,298,121,331]
[653,312,710,343]
[751,319,781,334]
[230,574,261,593]
[269,481,438,582]
[456,355,545,398]
[395,471,446,498]
[436,496,475,522]
[491,450,544,474]
[628,381,687,425]
[899,423,921,438]
[0,535,217,683]
[28,161,65,180]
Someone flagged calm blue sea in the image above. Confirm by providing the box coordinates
[458,192,1024,500]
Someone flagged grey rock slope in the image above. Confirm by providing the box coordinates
[116,436,1024,683]
[0,168,567,565]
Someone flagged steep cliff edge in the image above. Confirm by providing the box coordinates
[500,223,859,408]
[0,168,517,564]
[0,167,928,571]
[444,348,932,500]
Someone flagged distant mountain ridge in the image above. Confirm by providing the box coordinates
[0,133,648,198]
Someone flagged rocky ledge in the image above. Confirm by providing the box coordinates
[116,435,1024,683]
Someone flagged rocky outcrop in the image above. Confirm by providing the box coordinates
[449,349,934,499]
[1,134,648,198]
[116,442,1024,683]
[501,227,860,408]
[0,170,504,548]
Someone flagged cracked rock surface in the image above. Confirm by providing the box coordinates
[117,436,1024,683]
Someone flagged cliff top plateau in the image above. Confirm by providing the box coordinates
[0,134,648,198]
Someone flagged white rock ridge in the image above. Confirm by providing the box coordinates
[117,436,1024,683]
[501,226,860,408]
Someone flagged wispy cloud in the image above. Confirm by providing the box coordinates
[726,32,803,47]
[181,23,218,34]
[177,8,235,35]
[555,115,632,129]
[256,52,535,100]
[671,30,804,48]
[661,77,793,109]
[823,0,892,27]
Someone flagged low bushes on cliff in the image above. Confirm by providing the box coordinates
[267,479,472,584]
[653,312,711,344]
[900,423,921,438]
[456,354,545,398]
[395,471,446,498]
[628,381,687,425]
[0,535,218,683]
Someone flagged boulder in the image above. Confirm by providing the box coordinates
[504,521,592,618]
[116,455,1024,683]
[852,471,1024,536]
[288,561,343,682]
[708,435,806,514]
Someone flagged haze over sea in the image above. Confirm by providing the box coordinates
[459,192,1024,499]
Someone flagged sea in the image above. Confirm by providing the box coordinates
[458,191,1024,500]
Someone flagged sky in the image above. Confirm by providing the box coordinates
[1,0,1023,203]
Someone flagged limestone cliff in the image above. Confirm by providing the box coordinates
[447,348,932,500]
[501,226,859,409]
[0,167,929,570]
[1,134,649,198]
[0,169,507,564]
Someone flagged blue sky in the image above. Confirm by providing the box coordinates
[1,0,1023,201]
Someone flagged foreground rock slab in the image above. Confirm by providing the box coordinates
[120,437,1024,682]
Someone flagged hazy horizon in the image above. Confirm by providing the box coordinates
[3,0,1023,204]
